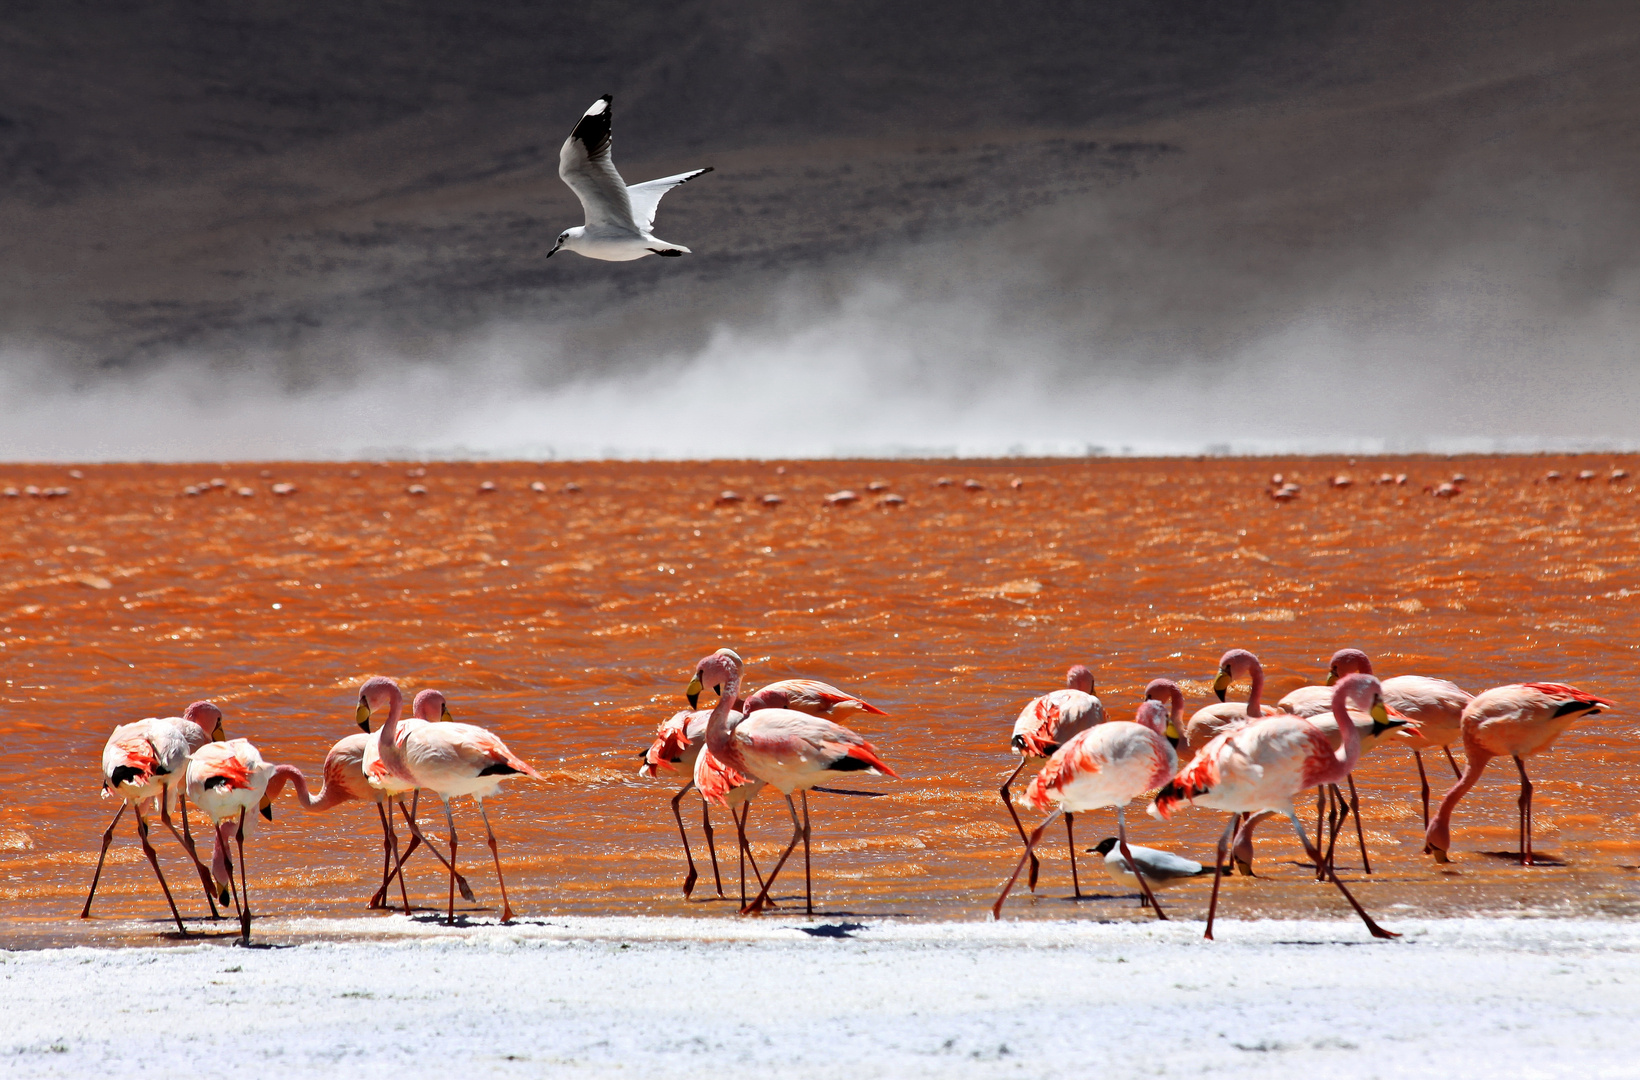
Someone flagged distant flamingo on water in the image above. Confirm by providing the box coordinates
[994,698,1178,920]
[185,738,305,944]
[1425,682,1611,866]
[84,701,228,931]
[366,685,543,924]
[688,648,898,915]
[1151,673,1406,940]
[1000,665,1105,895]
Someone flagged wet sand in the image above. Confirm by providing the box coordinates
[1,455,1637,948]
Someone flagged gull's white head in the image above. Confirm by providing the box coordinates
[546,226,584,258]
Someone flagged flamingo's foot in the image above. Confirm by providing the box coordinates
[500,905,515,924]
[456,877,476,902]
[682,868,698,898]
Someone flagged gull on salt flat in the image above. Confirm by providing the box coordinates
[548,94,712,261]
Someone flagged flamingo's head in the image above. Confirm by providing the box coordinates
[1333,673,1400,735]
[413,688,453,723]
[1143,678,1185,734]
[356,676,402,731]
[1325,648,1373,685]
[183,701,227,743]
[686,648,743,709]
[1064,665,1095,694]
[1133,699,1172,742]
[1213,649,1260,701]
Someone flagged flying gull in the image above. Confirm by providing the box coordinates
[547,95,712,261]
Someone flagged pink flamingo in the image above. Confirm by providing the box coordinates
[993,698,1178,920]
[1425,682,1611,865]
[367,685,543,924]
[1150,674,1405,940]
[1182,648,1288,751]
[742,679,888,720]
[84,701,227,930]
[640,706,758,898]
[185,738,306,945]
[1280,648,1472,825]
[1000,664,1105,895]
[688,648,898,915]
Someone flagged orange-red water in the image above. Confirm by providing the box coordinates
[2,457,1638,947]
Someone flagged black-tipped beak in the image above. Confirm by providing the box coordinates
[1212,671,1230,703]
[441,705,454,723]
[356,700,372,732]
[1369,700,1404,737]
[686,671,703,709]
[260,803,274,821]
[1325,670,1338,686]
[212,720,227,743]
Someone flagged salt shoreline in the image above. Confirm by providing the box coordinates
[3,916,1637,1078]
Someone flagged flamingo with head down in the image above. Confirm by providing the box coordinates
[1151,673,1405,941]
[1425,682,1611,865]
[84,701,228,930]
[640,705,759,899]
[993,698,1178,920]
[688,648,898,915]
[1000,664,1105,895]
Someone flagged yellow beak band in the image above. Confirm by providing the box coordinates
[1325,671,1338,686]
[686,673,704,709]
[441,705,454,723]
[1212,671,1231,702]
[356,701,373,731]
[211,720,227,743]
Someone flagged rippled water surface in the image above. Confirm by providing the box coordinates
[2,457,1637,947]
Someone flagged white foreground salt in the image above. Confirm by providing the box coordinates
[4,916,1637,1078]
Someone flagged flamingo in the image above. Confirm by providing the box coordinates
[356,677,428,913]
[185,738,305,945]
[1425,682,1611,865]
[1182,648,1288,751]
[742,679,888,720]
[84,701,227,930]
[687,648,898,915]
[1149,673,1405,940]
[1280,648,1472,826]
[366,686,544,924]
[640,706,758,898]
[1000,664,1106,895]
[994,698,1178,919]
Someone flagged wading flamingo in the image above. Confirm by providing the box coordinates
[84,701,227,930]
[185,738,305,945]
[641,706,756,898]
[742,679,888,720]
[367,687,543,924]
[994,698,1178,920]
[1182,649,1288,751]
[357,677,428,913]
[688,648,898,916]
[1281,648,1472,826]
[1150,674,1405,940]
[1425,682,1611,865]
[1001,665,1105,895]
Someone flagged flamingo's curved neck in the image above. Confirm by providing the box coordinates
[375,687,409,776]
[703,666,744,761]
[1326,685,1364,780]
[1245,659,1266,718]
[265,764,331,810]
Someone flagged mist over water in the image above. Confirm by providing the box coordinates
[4,173,1639,462]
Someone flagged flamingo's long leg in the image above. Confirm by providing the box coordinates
[380,797,412,913]
[477,800,514,923]
[743,795,804,915]
[1204,815,1238,941]
[233,809,251,945]
[801,790,813,916]
[177,786,223,917]
[1413,750,1431,831]
[1285,812,1397,939]
[1232,811,1255,875]
[1065,811,1082,898]
[991,809,1061,920]
[131,801,188,935]
[158,783,218,916]
[700,799,724,898]
[998,757,1041,892]
[1347,774,1372,875]
[1514,755,1534,866]
[81,801,128,918]
[442,799,460,925]
[395,798,475,901]
[670,782,698,898]
[369,802,395,908]
[1116,806,1165,920]
[733,801,772,903]
[1443,745,1463,780]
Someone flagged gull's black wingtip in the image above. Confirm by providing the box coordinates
[571,95,615,154]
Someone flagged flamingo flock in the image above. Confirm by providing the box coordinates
[80,641,1609,943]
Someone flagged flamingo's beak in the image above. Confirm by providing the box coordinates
[1369,699,1403,737]
[1165,721,1182,749]
[686,672,704,709]
[356,700,373,731]
[1212,671,1231,702]
[259,792,274,821]
[211,719,227,742]
[441,705,454,722]
[1325,670,1338,686]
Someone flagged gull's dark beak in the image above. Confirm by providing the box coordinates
[686,671,703,710]
[1212,671,1231,703]
[356,700,372,732]
[441,705,454,723]
[1325,670,1338,686]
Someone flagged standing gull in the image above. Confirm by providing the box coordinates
[548,95,712,261]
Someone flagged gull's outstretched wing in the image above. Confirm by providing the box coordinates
[626,168,713,233]
[559,95,634,230]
